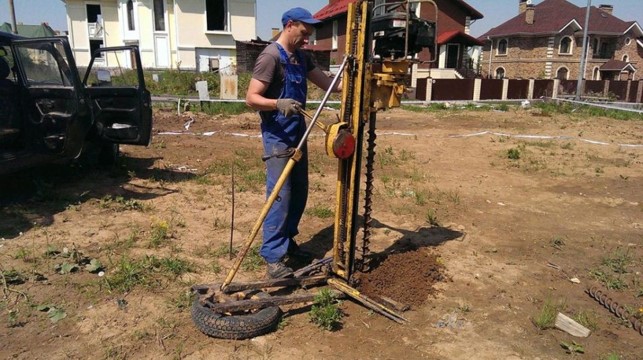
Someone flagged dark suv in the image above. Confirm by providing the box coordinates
[0,31,152,174]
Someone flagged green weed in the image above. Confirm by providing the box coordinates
[507,147,521,160]
[306,204,334,219]
[426,208,439,226]
[600,352,621,360]
[573,310,598,331]
[532,298,561,330]
[149,219,171,248]
[241,246,263,272]
[309,289,343,331]
[590,268,627,290]
[170,289,196,310]
[560,341,584,354]
[602,248,633,274]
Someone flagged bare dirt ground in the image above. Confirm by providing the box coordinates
[1,105,642,359]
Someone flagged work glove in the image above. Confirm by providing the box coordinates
[276,98,302,118]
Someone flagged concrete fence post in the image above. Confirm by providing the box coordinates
[528,79,535,100]
[473,78,481,101]
[638,80,643,103]
[501,79,509,100]
[425,78,433,102]
[625,80,631,102]
[603,80,610,97]
[552,79,560,99]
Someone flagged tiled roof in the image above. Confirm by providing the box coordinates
[314,0,354,21]
[600,60,636,71]
[0,22,56,37]
[314,0,482,21]
[480,0,638,38]
[437,30,484,46]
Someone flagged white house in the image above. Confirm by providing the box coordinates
[63,0,256,72]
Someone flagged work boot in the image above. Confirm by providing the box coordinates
[266,261,294,279]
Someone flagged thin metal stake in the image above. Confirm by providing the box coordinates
[229,163,235,260]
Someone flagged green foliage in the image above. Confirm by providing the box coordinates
[241,245,263,272]
[425,208,439,226]
[601,248,633,274]
[532,298,561,330]
[534,102,643,121]
[590,247,635,290]
[573,310,598,331]
[601,352,621,360]
[104,255,193,293]
[1,269,26,285]
[309,289,343,331]
[507,147,521,160]
[560,341,584,354]
[36,304,67,323]
[149,219,171,248]
[306,204,334,219]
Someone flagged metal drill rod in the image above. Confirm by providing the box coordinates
[295,56,349,150]
[220,57,349,292]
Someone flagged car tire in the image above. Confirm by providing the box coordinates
[191,291,282,339]
[77,140,119,167]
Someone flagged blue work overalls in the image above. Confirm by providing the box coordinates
[259,44,309,264]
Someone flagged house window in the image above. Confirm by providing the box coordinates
[556,67,568,80]
[495,67,505,79]
[206,0,227,32]
[309,28,316,46]
[90,39,104,58]
[625,37,632,46]
[86,4,101,23]
[153,0,165,31]
[373,0,385,16]
[593,67,600,80]
[332,20,338,50]
[622,54,629,62]
[559,36,572,55]
[592,38,599,55]
[496,39,508,55]
[127,0,135,31]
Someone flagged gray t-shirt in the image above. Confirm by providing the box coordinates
[252,42,316,100]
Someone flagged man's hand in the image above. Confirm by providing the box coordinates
[276,98,302,118]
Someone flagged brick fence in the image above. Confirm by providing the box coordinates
[415,78,643,103]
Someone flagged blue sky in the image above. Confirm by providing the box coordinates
[1,0,642,39]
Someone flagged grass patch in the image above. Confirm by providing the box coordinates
[104,255,193,293]
[309,288,343,331]
[241,245,263,272]
[149,219,171,248]
[532,298,563,330]
[573,310,598,331]
[533,102,643,121]
[306,204,334,219]
[590,247,636,290]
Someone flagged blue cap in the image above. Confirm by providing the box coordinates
[281,7,321,26]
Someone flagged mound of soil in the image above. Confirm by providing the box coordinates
[355,248,446,307]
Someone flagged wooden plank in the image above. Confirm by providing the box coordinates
[555,312,591,337]
[204,290,344,313]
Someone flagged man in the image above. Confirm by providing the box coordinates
[246,7,340,278]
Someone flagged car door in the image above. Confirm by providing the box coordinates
[82,46,152,146]
[11,37,90,158]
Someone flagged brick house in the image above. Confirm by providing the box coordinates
[479,0,643,81]
[309,0,484,82]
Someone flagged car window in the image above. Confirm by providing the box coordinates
[14,41,73,87]
[84,48,140,88]
[0,46,17,83]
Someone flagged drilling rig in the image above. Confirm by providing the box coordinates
[191,0,437,339]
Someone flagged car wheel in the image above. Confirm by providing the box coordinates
[191,291,282,339]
